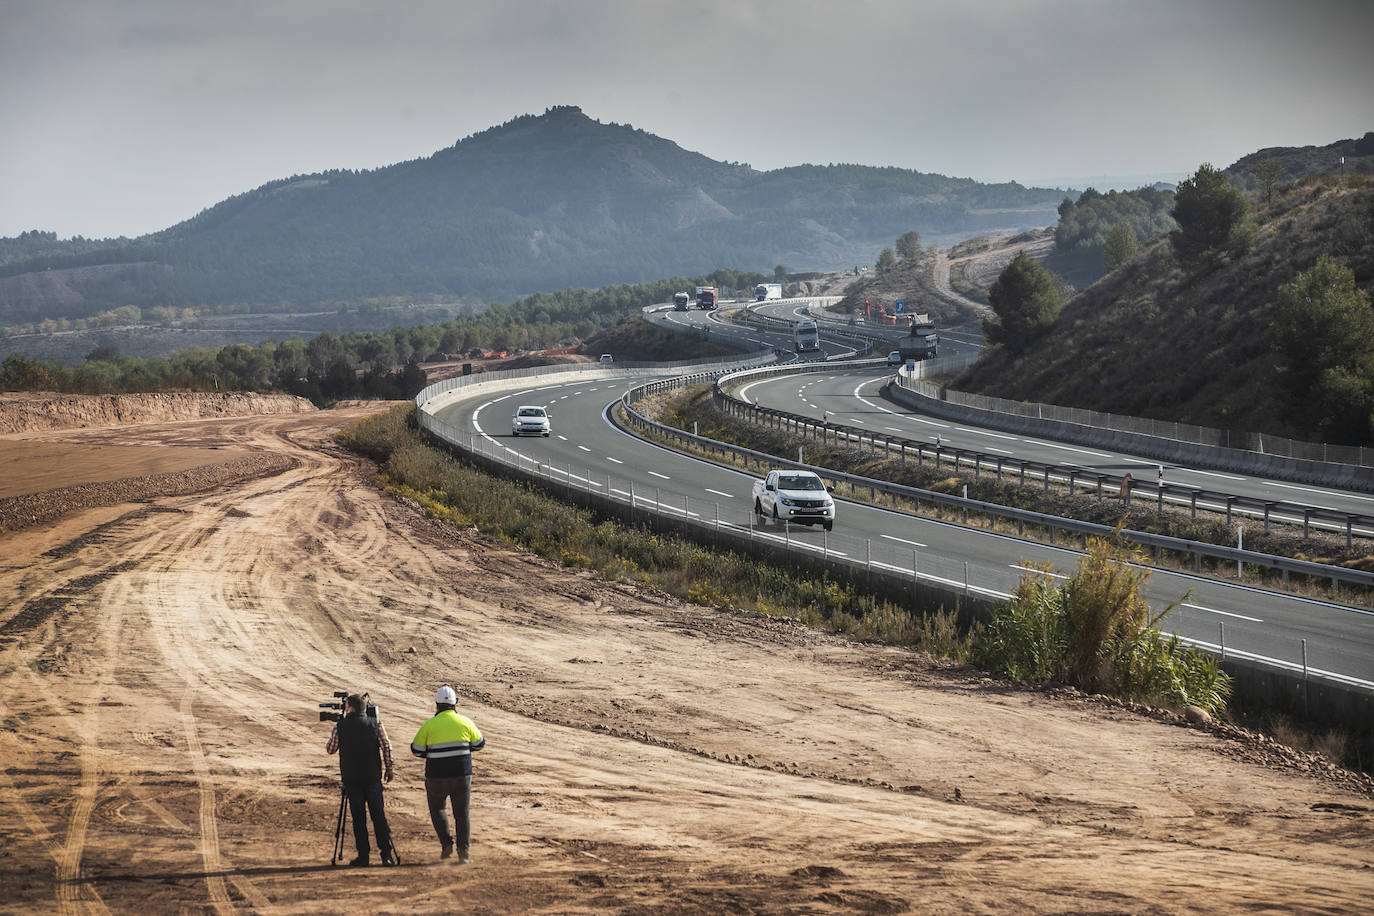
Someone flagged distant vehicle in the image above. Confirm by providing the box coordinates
[695,286,719,310]
[598,353,614,363]
[886,350,903,366]
[673,291,691,311]
[512,405,550,437]
[755,283,783,301]
[752,469,835,531]
[898,314,939,361]
[794,319,820,353]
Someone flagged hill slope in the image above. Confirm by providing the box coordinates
[0,106,1063,321]
[956,175,1374,441]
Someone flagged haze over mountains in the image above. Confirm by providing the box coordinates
[0,106,1066,321]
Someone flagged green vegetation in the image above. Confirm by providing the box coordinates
[1102,221,1139,272]
[895,230,922,261]
[976,537,1230,713]
[984,252,1064,350]
[0,270,759,401]
[1169,164,1249,267]
[1269,255,1374,444]
[956,174,1374,444]
[875,247,896,272]
[1053,186,1175,281]
[339,404,1232,716]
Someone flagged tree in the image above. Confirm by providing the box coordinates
[1269,255,1374,443]
[1251,157,1281,204]
[1170,164,1247,266]
[774,264,788,281]
[895,231,922,261]
[984,251,1064,350]
[875,247,896,272]
[1102,222,1138,272]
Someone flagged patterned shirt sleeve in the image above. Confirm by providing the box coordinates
[378,720,394,771]
[326,722,340,755]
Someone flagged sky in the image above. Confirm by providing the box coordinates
[3,0,1372,240]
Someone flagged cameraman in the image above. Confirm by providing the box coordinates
[325,693,396,866]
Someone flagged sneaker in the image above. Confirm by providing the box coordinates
[440,844,454,860]
[457,851,471,865]
[348,855,369,867]
[381,851,398,866]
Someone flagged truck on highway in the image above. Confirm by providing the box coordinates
[897,314,938,361]
[752,469,835,531]
[673,291,691,311]
[794,319,820,353]
[755,282,783,301]
[695,286,719,310]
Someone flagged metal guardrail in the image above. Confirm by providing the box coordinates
[615,363,1374,592]
[410,362,1374,696]
[714,360,1374,546]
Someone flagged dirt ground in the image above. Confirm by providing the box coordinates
[2,398,1373,914]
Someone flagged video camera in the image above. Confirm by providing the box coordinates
[319,690,379,723]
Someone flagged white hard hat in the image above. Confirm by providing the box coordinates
[435,685,457,705]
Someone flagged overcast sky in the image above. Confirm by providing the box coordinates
[3,0,1371,239]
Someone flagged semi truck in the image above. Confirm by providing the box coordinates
[897,314,939,361]
[794,319,820,353]
[695,286,719,310]
[673,291,690,311]
[752,469,835,531]
[755,283,783,301]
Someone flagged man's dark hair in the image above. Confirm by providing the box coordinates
[346,693,365,714]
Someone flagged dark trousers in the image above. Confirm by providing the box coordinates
[344,780,393,859]
[425,775,472,851]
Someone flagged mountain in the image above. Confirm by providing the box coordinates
[0,106,1064,324]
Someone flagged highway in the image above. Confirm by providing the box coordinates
[674,298,1374,535]
[429,368,1374,689]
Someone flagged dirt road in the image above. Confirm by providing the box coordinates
[2,407,1372,913]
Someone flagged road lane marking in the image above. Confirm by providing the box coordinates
[705,488,735,498]
[577,445,591,452]
[1266,482,1374,503]
[607,457,624,464]
[1182,602,1263,623]
[1038,441,1112,458]
[881,535,927,548]
[649,471,671,479]
[1187,469,1246,481]
[1011,564,1069,580]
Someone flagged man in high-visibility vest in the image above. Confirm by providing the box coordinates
[411,685,485,863]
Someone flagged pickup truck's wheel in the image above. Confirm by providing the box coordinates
[754,498,763,516]
[823,521,833,532]
[771,506,780,526]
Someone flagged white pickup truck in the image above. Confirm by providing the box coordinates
[752,469,835,531]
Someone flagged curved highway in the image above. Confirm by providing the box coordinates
[430,370,1374,688]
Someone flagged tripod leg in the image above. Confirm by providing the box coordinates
[332,786,348,865]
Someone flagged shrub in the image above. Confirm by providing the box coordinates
[976,536,1232,713]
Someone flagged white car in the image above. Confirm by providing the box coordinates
[598,353,614,363]
[512,405,550,437]
[887,350,903,366]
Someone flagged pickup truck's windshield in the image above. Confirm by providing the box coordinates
[778,475,823,491]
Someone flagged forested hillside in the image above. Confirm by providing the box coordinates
[959,169,1374,445]
[0,106,1063,323]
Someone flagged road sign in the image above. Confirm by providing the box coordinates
[894,299,905,314]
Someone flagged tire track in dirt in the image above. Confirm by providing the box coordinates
[179,689,235,914]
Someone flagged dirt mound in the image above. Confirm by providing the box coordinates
[0,391,315,434]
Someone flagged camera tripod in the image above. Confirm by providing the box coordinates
[332,785,402,866]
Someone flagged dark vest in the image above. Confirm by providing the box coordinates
[336,713,382,787]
